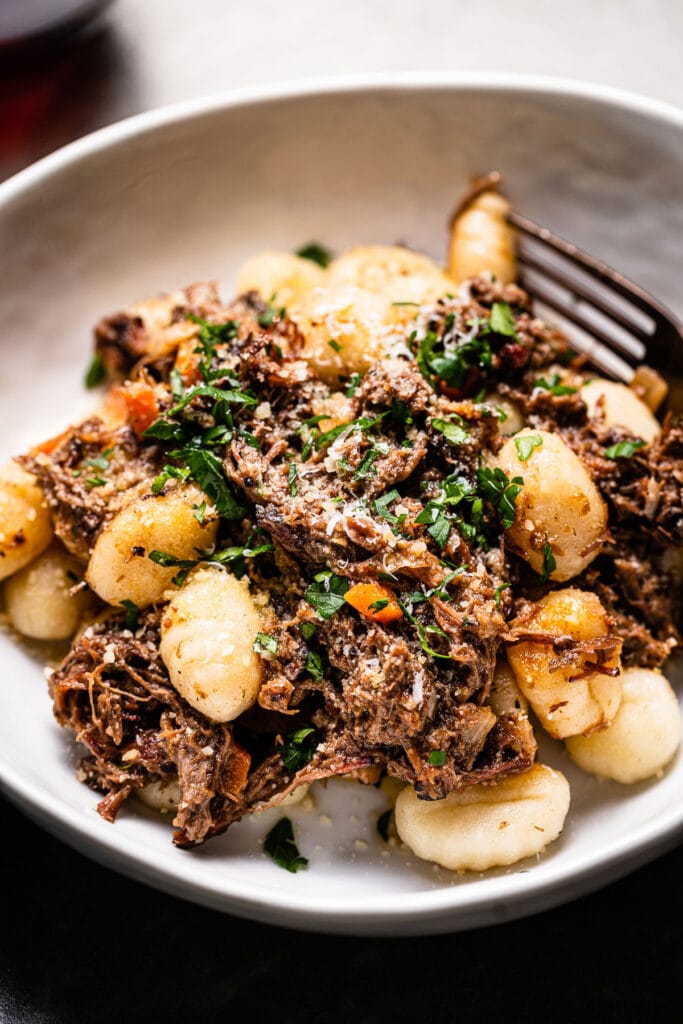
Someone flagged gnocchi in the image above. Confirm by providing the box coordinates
[9,177,681,877]
[160,565,264,722]
[497,428,607,581]
[395,763,570,872]
[0,462,53,581]
[4,542,95,641]
[506,588,623,739]
[86,486,219,607]
[581,378,661,443]
[448,187,517,285]
[566,668,680,783]
[327,244,454,305]
[137,778,182,813]
[289,284,396,383]
[235,251,326,308]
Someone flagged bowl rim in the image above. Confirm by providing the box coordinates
[1,70,682,204]
[1,71,682,932]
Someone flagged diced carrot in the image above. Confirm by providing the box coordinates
[112,381,160,438]
[344,582,403,625]
[174,337,202,384]
[28,428,72,457]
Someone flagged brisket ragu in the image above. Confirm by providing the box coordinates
[25,276,681,848]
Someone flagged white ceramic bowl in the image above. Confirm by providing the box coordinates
[1,73,681,935]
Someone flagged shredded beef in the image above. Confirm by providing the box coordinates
[40,273,681,847]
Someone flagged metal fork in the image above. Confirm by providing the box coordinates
[506,209,683,414]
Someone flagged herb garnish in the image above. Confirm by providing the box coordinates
[253,632,279,656]
[148,539,273,586]
[84,353,106,389]
[187,314,240,380]
[304,648,324,681]
[431,417,469,446]
[535,373,577,396]
[514,434,543,462]
[415,474,486,549]
[373,489,401,523]
[488,301,517,337]
[415,301,519,392]
[428,750,447,766]
[295,242,334,268]
[120,600,139,630]
[494,582,511,608]
[604,439,646,460]
[263,817,308,873]
[476,466,522,529]
[287,461,298,496]
[151,464,191,495]
[192,500,207,524]
[281,727,317,774]
[345,372,363,397]
[305,572,349,619]
[416,319,492,391]
[541,540,556,581]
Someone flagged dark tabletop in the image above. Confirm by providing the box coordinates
[2,10,682,1023]
[1,792,681,1024]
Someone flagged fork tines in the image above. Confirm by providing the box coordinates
[507,209,683,388]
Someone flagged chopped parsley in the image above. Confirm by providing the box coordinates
[431,416,469,446]
[415,474,487,549]
[304,648,324,681]
[263,817,308,873]
[257,305,284,329]
[416,301,521,392]
[427,514,451,550]
[300,622,317,641]
[280,726,317,774]
[476,466,522,529]
[604,439,646,460]
[87,449,114,472]
[535,373,577,396]
[192,500,207,524]
[295,242,334,268]
[287,461,298,496]
[253,632,279,656]
[187,314,239,380]
[428,750,447,766]
[148,539,272,586]
[345,372,363,397]
[373,489,401,523]
[85,474,107,489]
[368,597,390,612]
[143,365,256,521]
[305,571,349,619]
[151,464,191,495]
[514,433,543,462]
[398,599,452,661]
[328,339,343,353]
[494,582,511,608]
[541,540,556,581]
[354,448,380,480]
[178,448,246,520]
[120,600,139,630]
[488,301,517,337]
[84,353,106,389]
[416,318,492,391]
